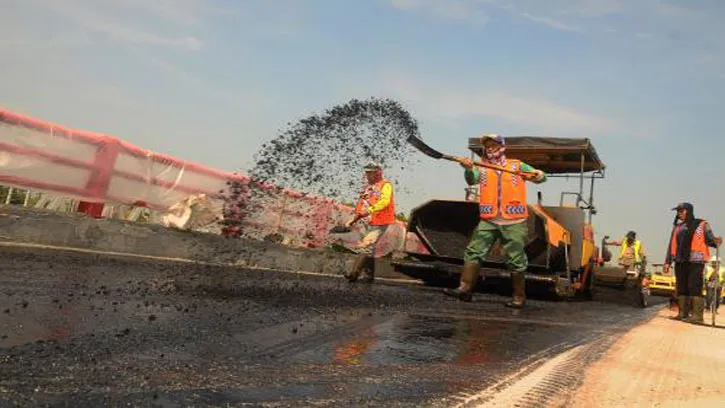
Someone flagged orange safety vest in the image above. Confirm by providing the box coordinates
[356,180,396,226]
[478,159,528,221]
[670,220,710,263]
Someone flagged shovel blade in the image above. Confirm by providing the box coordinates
[407,134,443,159]
[329,226,352,234]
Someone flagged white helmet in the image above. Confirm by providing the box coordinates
[711,255,721,263]
[363,161,383,172]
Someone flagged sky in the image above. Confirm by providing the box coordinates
[1,0,724,260]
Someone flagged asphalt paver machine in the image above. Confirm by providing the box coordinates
[392,137,606,299]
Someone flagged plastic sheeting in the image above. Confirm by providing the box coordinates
[0,108,355,247]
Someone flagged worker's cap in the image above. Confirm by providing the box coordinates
[626,231,636,238]
[363,161,383,172]
[481,133,505,145]
[671,202,693,211]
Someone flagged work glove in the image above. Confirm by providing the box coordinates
[531,169,545,183]
[455,157,474,170]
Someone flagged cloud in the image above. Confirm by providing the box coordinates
[388,0,490,25]
[106,0,231,26]
[378,71,613,133]
[17,0,216,51]
[516,11,581,32]
[385,0,725,78]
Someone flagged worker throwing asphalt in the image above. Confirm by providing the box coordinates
[663,202,722,324]
[343,162,396,283]
[444,134,546,308]
[604,231,649,282]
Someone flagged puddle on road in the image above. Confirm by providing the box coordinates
[291,313,584,367]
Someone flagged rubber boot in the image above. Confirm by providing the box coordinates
[679,296,693,321]
[506,271,526,309]
[671,296,687,320]
[359,257,376,284]
[689,296,705,324]
[345,255,368,283]
[443,263,480,302]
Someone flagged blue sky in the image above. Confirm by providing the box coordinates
[1,0,724,260]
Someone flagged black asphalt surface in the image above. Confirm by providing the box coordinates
[0,246,666,407]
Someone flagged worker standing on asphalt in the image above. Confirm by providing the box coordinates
[663,202,722,324]
[343,162,396,283]
[443,134,546,308]
[604,231,649,283]
[705,255,724,312]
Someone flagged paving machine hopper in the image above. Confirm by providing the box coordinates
[392,137,606,299]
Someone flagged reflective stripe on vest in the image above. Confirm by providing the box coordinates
[478,159,528,221]
[620,239,641,263]
[670,220,710,262]
[369,180,395,226]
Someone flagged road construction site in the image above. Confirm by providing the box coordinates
[1,109,724,407]
[2,195,725,408]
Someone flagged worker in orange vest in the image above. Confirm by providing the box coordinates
[444,134,546,308]
[344,162,396,283]
[663,202,722,324]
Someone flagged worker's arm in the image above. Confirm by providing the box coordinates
[603,239,623,246]
[704,223,722,248]
[520,162,546,184]
[346,188,371,227]
[663,245,674,274]
[354,198,364,216]
[367,182,393,214]
[464,167,479,185]
[456,159,544,184]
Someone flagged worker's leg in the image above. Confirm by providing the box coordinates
[688,262,706,324]
[500,221,529,308]
[360,226,390,283]
[358,256,377,283]
[674,262,689,319]
[444,221,499,302]
[345,227,383,282]
[346,254,369,282]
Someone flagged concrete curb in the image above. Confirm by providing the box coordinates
[0,205,411,280]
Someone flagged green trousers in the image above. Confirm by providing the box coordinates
[463,220,528,272]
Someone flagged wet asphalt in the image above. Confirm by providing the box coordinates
[0,247,666,407]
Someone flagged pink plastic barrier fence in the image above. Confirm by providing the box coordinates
[0,107,354,246]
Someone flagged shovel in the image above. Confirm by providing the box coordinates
[407,134,537,178]
[329,225,352,234]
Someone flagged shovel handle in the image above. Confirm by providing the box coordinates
[441,155,538,179]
